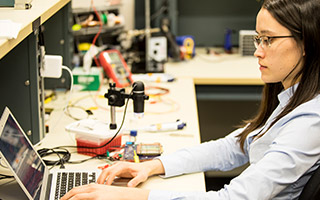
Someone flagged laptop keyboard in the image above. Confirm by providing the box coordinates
[54,172,96,200]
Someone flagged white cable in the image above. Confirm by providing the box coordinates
[49,66,74,134]
[0,157,8,168]
[62,65,73,112]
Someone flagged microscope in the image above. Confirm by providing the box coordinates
[105,81,149,130]
[65,81,149,156]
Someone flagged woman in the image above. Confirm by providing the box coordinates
[61,0,320,199]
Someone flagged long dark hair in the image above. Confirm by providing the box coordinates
[237,0,320,152]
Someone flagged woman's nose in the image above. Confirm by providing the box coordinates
[254,45,265,58]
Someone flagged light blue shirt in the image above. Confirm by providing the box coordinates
[149,86,320,200]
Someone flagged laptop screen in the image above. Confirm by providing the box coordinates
[0,114,45,200]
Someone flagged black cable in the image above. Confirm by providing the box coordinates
[66,153,108,164]
[37,85,136,167]
[0,174,14,180]
[151,0,168,21]
[37,147,110,168]
[57,84,135,150]
[37,147,70,169]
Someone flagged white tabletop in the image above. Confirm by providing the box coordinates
[165,48,264,85]
[44,77,205,189]
[0,77,205,199]
[0,0,70,59]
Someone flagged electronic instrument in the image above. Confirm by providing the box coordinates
[99,49,133,88]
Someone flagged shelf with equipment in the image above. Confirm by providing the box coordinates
[72,24,123,36]
[71,2,125,65]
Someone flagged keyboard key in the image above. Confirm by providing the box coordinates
[54,171,95,199]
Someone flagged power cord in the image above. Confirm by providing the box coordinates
[62,65,74,113]
[49,65,74,134]
[0,174,14,180]
[37,147,110,169]
[37,147,70,169]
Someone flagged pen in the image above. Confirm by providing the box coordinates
[141,119,187,132]
[132,73,175,82]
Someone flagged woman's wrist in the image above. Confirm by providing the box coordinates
[144,159,165,176]
[114,186,150,200]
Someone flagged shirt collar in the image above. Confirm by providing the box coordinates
[277,83,298,108]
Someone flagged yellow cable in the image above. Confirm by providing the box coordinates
[133,150,140,163]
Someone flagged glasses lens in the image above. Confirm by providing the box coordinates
[253,36,271,49]
[262,36,270,48]
[253,36,260,49]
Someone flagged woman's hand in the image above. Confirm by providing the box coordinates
[97,159,164,187]
[60,183,149,200]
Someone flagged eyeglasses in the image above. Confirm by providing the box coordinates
[253,35,294,49]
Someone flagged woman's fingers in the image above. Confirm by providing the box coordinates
[127,175,143,187]
[127,169,150,187]
[97,162,133,184]
[104,172,118,185]
[97,168,111,184]
[61,184,150,200]
[97,162,121,183]
[97,161,152,187]
[66,193,94,200]
[60,184,95,200]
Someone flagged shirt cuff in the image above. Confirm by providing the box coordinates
[156,155,181,178]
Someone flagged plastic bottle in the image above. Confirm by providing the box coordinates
[129,130,137,143]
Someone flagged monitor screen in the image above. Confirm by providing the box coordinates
[0,114,45,200]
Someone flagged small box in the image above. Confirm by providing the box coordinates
[65,119,122,156]
[72,67,103,91]
[149,37,167,63]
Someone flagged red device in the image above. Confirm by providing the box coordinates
[76,135,122,157]
[99,49,133,88]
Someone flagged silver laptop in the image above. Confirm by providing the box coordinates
[0,107,101,200]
